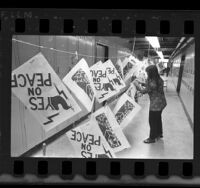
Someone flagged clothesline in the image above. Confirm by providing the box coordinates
[12,38,131,59]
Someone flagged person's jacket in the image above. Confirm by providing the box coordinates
[135,78,167,111]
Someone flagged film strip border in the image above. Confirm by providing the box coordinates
[0,18,196,35]
[1,159,196,179]
[0,9,200,181]
[0,10,198,35]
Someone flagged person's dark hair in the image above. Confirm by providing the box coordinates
[145,65,162,90]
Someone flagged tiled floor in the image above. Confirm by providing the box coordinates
[30,77,193,159]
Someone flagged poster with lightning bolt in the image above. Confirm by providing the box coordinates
[104,59,126,91]
[66,117,116,158]
[11,52,81,132]
[62,58,96,112]
[93,106,130,153]
[90,61,118,103]
[113,93,141,129]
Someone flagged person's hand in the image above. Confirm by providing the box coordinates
[135,78,145,84]
[136,91,143,97]
[133,80,141,91]
[133,79,139,87]
[134,78,141,83]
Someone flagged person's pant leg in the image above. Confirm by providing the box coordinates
[157,110,163,136]
[153,111,160,138]
[149,111,157,139]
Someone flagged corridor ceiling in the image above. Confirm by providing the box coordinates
[128,37,182,59]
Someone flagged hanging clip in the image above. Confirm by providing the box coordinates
[74,51,78,60]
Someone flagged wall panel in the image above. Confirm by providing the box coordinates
[55,36,70,79]
[39,36,57,71]
[180,43,194,124]
[11,95,26,156]
[85,36,95,66]
[171,41,194,126]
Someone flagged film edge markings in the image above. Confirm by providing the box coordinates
[0,9,198,184]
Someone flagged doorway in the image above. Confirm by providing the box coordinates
[177,55,185,93]
[96,43,109,63]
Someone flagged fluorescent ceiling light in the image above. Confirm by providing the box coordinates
[163,59,169,63]
[157,51,164,60]
[145,37,160,49]
[159,59,168,63]
[180,37,185,43]
[146,36,164,60]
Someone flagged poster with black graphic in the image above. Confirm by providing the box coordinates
[114,59,124,79]
[90,61,118,103]
[137,70,147,83]
[93,106,130,153]
[126,83,137,100]
[129,55,141,66]
[122,57,134,82]
[11,52,81,132]
[66,118,116,158]
[104,60,126,91]
[134,60,148,83]
[156,61,165,73]
[123,56,141,82]
[63,58,96,112]
[113,93,141,129]
[123,59,133,77]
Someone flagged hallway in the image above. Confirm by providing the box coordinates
[30,76,193,159]
[115,76,193,159]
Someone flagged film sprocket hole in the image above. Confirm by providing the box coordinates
[0,9,198,185]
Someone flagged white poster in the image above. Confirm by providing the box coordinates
[113,93,141,129]
[90,61,118,103]
[66,118,116,158]
[129,55,139,65]
[122,56,139,82]
[62,58,96,112]
[11,52,81,132]
[136,70,147,83]
[129,55,142,76]
[126,83,137,100]
[93,106,130,153]
[156,61,165,73]
[134,60,148,83]
[104,59,126,91]
[115,59,124,79]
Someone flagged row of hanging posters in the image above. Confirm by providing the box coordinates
[89,59,126,103]
[11,52,145,158]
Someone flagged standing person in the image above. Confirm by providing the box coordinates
[133,65,167,143]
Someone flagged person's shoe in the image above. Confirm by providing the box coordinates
[156,135,163,141]
[143,138,155,144]
[158,135,163,139]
